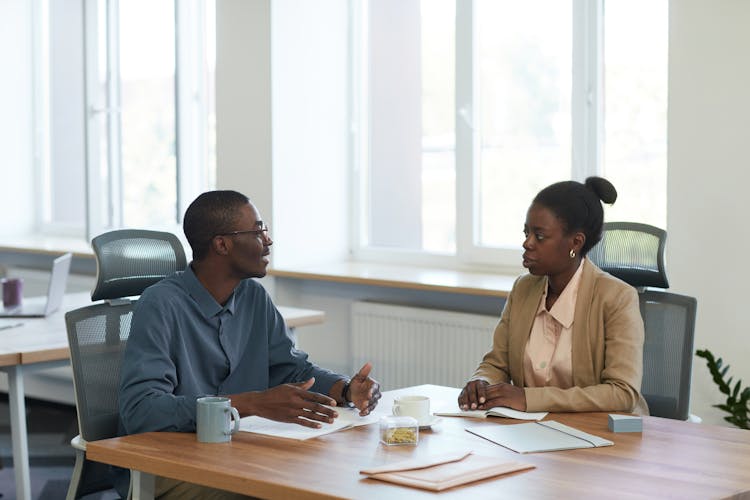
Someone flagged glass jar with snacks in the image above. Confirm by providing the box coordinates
[379,416,419,446]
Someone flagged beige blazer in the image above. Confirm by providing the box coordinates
[472,260,649,414]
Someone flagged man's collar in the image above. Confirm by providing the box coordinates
[181,264,237,318]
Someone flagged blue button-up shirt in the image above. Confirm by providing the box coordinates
[118,266,343,435]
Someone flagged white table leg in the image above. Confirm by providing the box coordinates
[131,470,156,500]
[7,365,32,500]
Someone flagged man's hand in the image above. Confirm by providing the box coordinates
[229,378,338,429]
[347,362,381,416]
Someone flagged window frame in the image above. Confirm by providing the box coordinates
[351,0,615,273]
[32,0,214,241]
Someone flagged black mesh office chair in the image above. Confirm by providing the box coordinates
[639,290,697,421]
[589,222,697,421]
[65,229,186,500]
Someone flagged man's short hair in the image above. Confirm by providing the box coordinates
[183,190,251,260]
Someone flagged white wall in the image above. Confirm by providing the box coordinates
[0,0,34,234]
[215,0,273,226]
[668,0,750,425]
[271,0,350,268]
[216,0,350,272]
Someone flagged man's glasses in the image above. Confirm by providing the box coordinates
[215,223,270,239]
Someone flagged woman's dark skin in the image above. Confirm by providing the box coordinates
[458,202,586,411]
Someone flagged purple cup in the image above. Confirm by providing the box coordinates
[3,278,23,308]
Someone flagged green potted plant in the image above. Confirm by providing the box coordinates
[695,349,749,429]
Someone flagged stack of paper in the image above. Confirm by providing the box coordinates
[360,451,535,491]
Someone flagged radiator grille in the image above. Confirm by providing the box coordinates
[351,302,498,391]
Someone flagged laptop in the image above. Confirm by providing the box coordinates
[0,252,72,318]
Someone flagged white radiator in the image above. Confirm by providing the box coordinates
[351,302,499,391]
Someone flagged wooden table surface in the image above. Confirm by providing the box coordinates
[86,385,750,499]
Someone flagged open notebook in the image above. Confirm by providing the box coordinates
[435,405,548,421]
[466,420,613,454]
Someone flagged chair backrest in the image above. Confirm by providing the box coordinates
[91,229,187,301]
[639,290,697,420]
[588,222,669,288]
[66,301,135,441]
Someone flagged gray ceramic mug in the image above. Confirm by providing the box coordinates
[196,396,241,443]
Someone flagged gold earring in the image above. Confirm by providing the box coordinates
[569,249,576,259]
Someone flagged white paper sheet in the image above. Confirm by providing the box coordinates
[239,406,379,440]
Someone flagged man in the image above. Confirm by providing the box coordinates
[118,190,381,498]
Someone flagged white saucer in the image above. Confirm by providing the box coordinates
[417,416,442,429]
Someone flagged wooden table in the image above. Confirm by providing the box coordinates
[86,384,750,499]
[0,292,325,500]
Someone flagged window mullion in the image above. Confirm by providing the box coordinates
[106,0,123,228]
[572,0,603,180]
[83,0,103,239]
[31,0,51,229]
[455,0,475,262]
[175,0,208,223]
[349,0,369,255]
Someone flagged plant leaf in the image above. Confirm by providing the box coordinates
[698,349,749,429]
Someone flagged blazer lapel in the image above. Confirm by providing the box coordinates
[571,261,597,384]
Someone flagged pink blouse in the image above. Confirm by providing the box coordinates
[523,259,586,388]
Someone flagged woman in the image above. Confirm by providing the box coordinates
[459,177,648,414]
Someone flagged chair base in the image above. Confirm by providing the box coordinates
[66,437,121,500]
[66,448,85,500]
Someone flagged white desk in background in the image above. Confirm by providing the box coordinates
[0,291,90,500]
[0,291,325,500]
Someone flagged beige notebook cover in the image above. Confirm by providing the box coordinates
[360,451,534,491]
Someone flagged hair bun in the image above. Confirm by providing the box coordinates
[584,176,617,205]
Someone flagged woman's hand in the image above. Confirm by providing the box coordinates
[458,380,527,411]
[481,382,527,412]
[458,379,489,410]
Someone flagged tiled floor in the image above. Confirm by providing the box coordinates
[0,395,118,500]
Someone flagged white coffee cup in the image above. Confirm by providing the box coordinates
[392,395,431,425]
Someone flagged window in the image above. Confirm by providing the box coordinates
[354,0,668,270]
[34,0,216,239]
